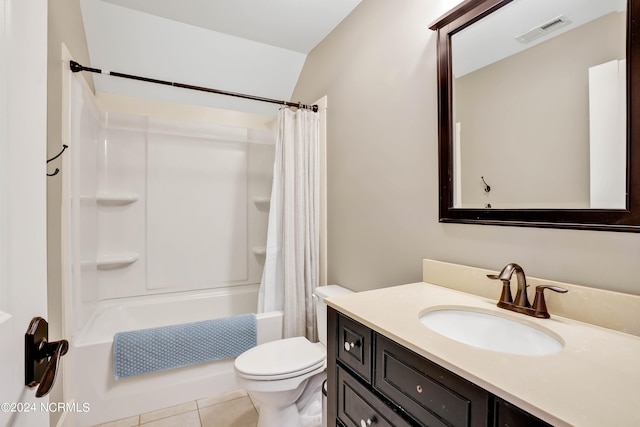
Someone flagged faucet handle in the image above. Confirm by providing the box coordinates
[487,274,513,307]
[532,285,568,318]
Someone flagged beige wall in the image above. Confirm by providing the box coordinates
[291,0,640,295]
[47,0,92,414]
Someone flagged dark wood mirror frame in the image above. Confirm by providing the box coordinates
[430,0,640,232]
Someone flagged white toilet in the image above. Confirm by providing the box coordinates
[234,285,352,427]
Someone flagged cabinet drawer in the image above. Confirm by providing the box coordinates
[337,366,412,427]
[374,334,489,427]
[494,398,552,427]
[337,313,372,383]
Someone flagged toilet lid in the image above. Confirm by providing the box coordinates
[235,336,325,378]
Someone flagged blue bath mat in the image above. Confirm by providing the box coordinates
[113,313,256,379]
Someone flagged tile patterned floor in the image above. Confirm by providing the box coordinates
[93,390,258,427]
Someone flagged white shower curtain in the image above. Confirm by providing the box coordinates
[258,107,320,341]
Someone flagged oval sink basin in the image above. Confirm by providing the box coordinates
[419,308,563,356]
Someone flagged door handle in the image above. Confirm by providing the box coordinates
[25,317,69,397]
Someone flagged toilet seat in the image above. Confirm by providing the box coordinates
[235,336,326,381]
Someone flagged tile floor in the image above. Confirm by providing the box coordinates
[94,390,258,427]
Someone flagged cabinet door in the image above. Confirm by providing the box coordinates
[494,398,553,427]
[374,334,490,427]
[337,366,412,427]
[337,313,373,383]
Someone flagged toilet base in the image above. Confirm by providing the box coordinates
[243,371,326,427]
[245,377,309,427]
[256,402,302,427]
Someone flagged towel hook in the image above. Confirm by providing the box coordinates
[481,176,491,193]
[47,145,68,177]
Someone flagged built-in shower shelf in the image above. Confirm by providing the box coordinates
[96,193,139,206]
[0,311,11,326]
[96,253,140,270]
[252,247,267,256]
[253,197,271,208]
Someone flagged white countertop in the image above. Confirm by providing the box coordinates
[327,282,640,427]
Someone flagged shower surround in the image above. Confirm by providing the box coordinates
[62,70,281,426]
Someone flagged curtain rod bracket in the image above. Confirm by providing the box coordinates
[70,60,82,73]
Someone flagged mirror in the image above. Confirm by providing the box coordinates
[431,0,640,231]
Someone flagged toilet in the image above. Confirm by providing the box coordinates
[234,285,352,427]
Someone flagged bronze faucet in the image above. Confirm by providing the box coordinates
[487,263,567,318]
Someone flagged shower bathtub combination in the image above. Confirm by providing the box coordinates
[70,286,282,426]
[62,63,281,426]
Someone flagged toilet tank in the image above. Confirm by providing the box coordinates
[314,285,353,346]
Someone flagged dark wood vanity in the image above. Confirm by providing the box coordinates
[327,307,552,427]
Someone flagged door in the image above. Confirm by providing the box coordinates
[0,0,50,426]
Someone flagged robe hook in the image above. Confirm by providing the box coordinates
[47,145,68,177]
[481,176,491,193]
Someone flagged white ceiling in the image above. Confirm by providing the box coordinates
[100,0,361,54]
[452,0,626,77]
[80,0,361,115]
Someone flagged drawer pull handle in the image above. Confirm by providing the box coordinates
[344,341,358,351]
[360,416,376,427]
[416,384,423,393]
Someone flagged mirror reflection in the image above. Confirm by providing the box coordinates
[451,0,627,209]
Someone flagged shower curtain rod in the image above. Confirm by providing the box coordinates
[69,61,318,112]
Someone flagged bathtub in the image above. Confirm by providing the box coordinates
[68,284,282,427]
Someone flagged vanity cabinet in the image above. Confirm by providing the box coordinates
[337,311,373,383]
[337,365,412,427]
[374,334,489,426]
[493,398,552,427]
[328,307,552,427]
